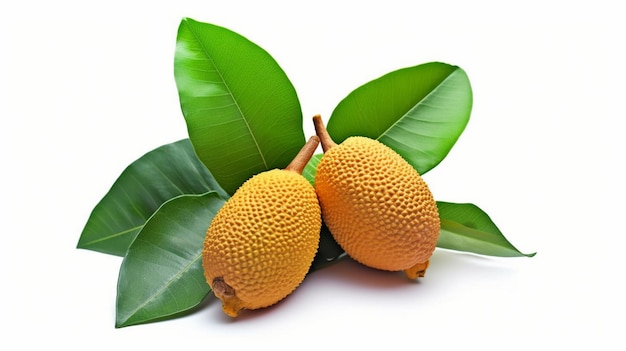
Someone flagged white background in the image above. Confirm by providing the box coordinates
[2,0,621,349]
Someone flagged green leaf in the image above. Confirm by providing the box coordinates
[77,139,228,256]
[437,202,535,257]
[327,62,472,175]
[302,153,322,186]
[115,192,226,328]
[174,17,305,195]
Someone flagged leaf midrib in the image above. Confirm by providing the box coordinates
[377,68,457,141]
[81,225,143,247]
[439,219,535,257]
[118,252,205,327]
[185,19,268,169]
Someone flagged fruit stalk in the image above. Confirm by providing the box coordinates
[312,115,337,152]
[285,136,320,174]
[211,277,242,317]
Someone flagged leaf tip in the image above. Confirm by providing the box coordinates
[114,314,129,328]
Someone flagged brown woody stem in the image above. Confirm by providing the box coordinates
[285,136,320,174]
[312,115,337,152]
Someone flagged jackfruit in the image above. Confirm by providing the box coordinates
[202,136,322,317]
[312,115,440,279]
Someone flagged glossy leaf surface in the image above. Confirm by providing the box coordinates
[116,192,226,328]
[174,18,305,195]
[77,139,227,256]
[437,202,535,257]
[327,62,472,175]
[302,153,322,186]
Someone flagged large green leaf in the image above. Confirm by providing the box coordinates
[116,192,226,328]
[77,139,228,256]
[327,62,472,175]
[174,17,305,195]
[437,202,535,257]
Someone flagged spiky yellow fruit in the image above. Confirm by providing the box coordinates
[313,115,440,279]
[202,137,321,317]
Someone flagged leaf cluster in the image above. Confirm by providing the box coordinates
[77,17,534,328]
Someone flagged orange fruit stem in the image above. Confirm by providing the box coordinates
[404,260,430,279]
[212,277,244,317]
[312,115,337,152]
[285,135,320,174]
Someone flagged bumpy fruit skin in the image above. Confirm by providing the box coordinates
[202,169,321,316]
[314,136,440,275]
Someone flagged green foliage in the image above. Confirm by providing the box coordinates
[174,18,305,195]
[116,192,225,327]
[77,139,227,256]
[77,17,534,328]
[437,202,535,257]
[302,154,322,185]
[327,62,472,175]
